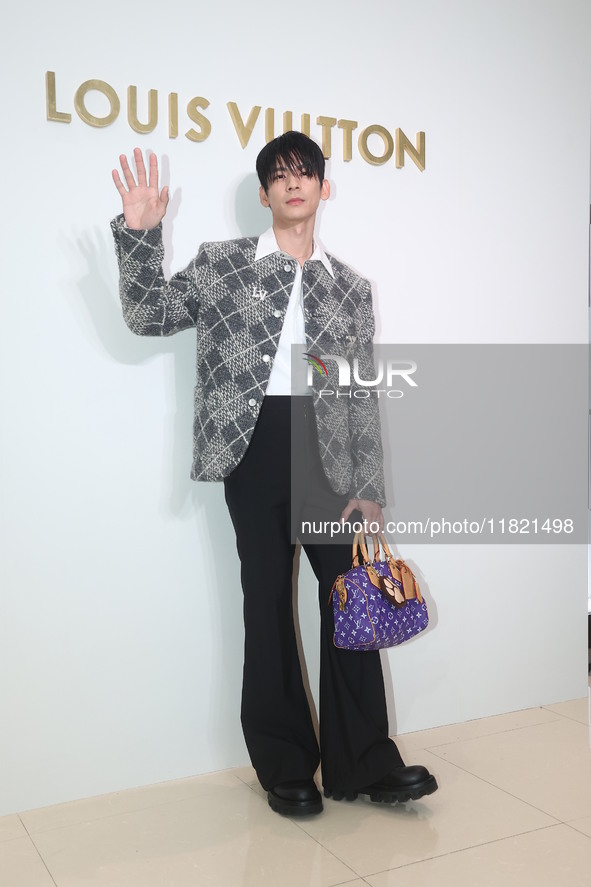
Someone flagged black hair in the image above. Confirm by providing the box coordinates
[256,131,325,192]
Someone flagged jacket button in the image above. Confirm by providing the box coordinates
[273,309,282,318]
[248,398,256,407]
[283,264,292,272]
[262,354,270,363]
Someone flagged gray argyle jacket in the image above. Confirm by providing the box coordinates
[111,215,386,505]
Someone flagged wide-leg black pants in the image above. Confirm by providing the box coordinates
[223,396,404,791]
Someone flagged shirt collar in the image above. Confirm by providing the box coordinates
[254,227,335,279]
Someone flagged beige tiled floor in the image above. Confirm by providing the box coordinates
[2,688,591,887]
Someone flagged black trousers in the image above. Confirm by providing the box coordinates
[223,396,404,791]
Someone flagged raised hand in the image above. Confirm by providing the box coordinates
[112,148,169,230]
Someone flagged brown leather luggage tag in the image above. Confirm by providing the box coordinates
[379,574,406,607]
[397,560,424,603]
[365,563,383,590]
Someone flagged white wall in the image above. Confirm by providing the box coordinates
[1,0,589,816]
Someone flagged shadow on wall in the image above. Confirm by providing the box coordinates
[73,167,265,518]
[73,173,280,773]
[233,173,271,237]
[73,220,196,522]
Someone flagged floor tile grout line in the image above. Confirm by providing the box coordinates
[194,772,365,871]
[419,714,566,752]
[417,751,570,822]
[233,772,260,788]
[231,777,382,881]
[13,768,256,830]
[10,710,581,832]
[229,778,368,878]
[545,715,591,727]
[15,779,255,836]
[16,781,366,885]
[232,771,365,873]
[562,820,591,840]
[249,758,591,868]
[280,766,561,882]
[539,700,590,724]
[541,708,590,727]
[289,816,365,881]
[396,708,563,745]
[554,807,591,832]
[17,815,59,887]
[361,821,565,880]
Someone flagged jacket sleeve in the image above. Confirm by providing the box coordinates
[348,280,387,507]
[110,214,202,337]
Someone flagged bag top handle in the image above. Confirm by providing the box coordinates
[352,531,395,566]
[352,531,371,566]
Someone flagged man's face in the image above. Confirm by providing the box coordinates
[259,160,330,227]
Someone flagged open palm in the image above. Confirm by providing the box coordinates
[112,148,169,230]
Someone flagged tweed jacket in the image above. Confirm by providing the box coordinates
[111,215,386,506]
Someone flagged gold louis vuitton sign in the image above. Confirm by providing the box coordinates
[45,71,425,170]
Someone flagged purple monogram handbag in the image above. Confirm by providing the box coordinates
[330,533,429,651]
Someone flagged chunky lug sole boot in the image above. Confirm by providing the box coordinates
[268,780,323,816]
[324,766,438,804]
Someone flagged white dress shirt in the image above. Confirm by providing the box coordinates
[254,227,334,395]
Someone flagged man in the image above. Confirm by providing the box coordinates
[111,132,437,815]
